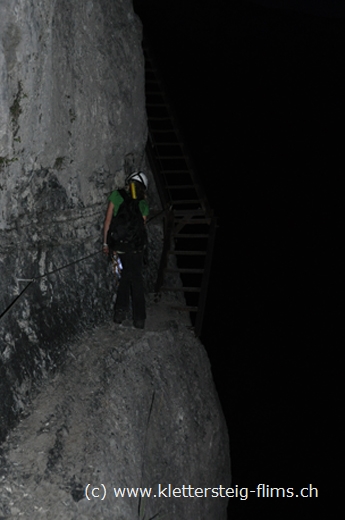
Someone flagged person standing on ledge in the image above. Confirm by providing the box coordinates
[103,172,149,329]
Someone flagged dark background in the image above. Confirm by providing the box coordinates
[135,0,341,515]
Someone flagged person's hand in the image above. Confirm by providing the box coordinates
[103,243,109,254]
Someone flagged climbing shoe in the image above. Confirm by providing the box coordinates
[113,310,128,324]
[133,320,145,329]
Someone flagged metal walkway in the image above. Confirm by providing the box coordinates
[143,41,217,337]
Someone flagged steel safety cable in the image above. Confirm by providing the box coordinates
[0,249,102,321]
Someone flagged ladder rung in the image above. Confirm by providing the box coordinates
[164,268,204,274]
[166,185,195,189]
[172,233,209,238]
[170,305,199,312]
[173,212,209,217]
[147,103,169,107]
[160,287,201,292]
[160,170,191,174]
[148,129,177,133]
[168,250,206,255]
[171,200,201,205]
[174,209,206,216]
[149,117,172,121]
[155,155,185,159]
[153,142,183,146]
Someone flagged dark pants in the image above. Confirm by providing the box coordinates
[114,251,146,322]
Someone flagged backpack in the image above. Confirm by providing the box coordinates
[107,189,147,253]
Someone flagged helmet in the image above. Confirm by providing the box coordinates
[126,171,148,189]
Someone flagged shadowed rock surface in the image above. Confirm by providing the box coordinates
[0,300,230,519]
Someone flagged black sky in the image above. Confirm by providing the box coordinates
[253,0,345,17]
[134,1,340,515]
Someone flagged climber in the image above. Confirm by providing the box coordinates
[103,171,149,329]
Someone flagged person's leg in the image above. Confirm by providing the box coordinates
[130,252,146,328]
[114,253,130,323]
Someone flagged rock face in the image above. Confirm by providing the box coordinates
[0,302,231,519]
[0,1,230,517]
[0,0,150,439]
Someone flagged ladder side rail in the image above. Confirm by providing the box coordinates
[146,140,170,209]
[154,208,175,295]
[194,217,217,337]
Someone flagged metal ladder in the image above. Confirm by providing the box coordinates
[143,41,217,337]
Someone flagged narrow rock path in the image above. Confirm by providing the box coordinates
[0,301,228,520]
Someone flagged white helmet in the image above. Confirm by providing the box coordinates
[126,171,148,189]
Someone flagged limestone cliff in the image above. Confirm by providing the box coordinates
[0,2,230,518]
[0,0,151,439]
